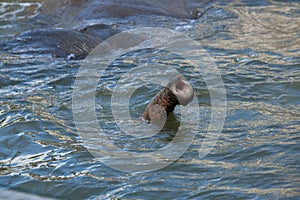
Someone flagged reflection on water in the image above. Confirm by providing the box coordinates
[0,0,300,199]
[0,2,42,41]
[211,1,300,64]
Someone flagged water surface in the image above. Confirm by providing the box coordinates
[0,0,299,199]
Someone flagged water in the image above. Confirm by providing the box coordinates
[0,0,299,199]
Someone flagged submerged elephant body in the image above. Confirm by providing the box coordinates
[1,0,209,60]
[2,24,119,60]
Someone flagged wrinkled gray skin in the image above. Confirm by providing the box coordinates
[143,74,194,123]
